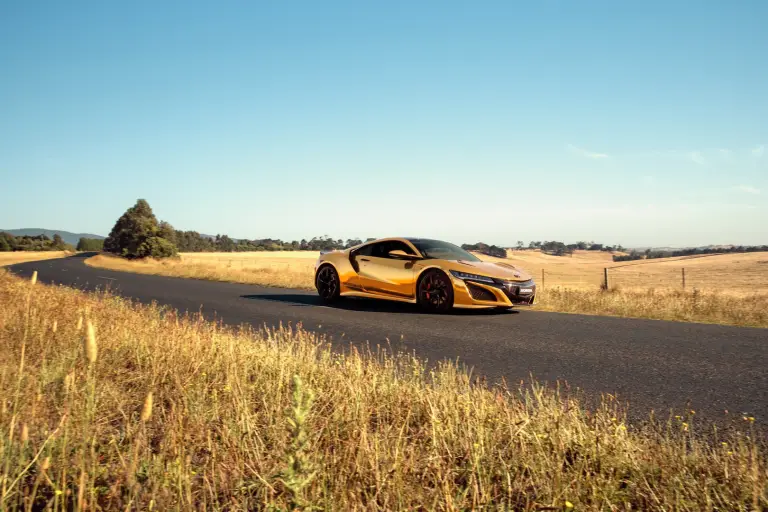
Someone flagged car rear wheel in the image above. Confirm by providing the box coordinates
[316,265,340,302]
[417,269,453,312]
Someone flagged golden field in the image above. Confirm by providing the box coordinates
[86,251,768,327]
[479,250,768,294]
[1,270,765,510]
[0,251,71,267]
[86,252,317,289]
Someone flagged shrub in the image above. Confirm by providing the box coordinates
[103,199,178,258]
[137,236,178,258]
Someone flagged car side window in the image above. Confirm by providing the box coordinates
[355,244,374,257]
[388,241,416,256]
[369,241,415,258]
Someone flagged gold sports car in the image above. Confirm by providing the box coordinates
[314,237,536,312]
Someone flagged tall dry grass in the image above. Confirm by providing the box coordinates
[0,270,765,510]
[86,253,315,289]
[483,251,768,294]
[537,287,768,328]
[0,251,72,267]
[86,253,768,328]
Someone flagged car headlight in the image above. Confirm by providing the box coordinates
[509,279,535,287]
[449,270,495,283]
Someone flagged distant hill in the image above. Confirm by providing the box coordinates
[1,229,105,246]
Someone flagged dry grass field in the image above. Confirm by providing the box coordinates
[1,270,766,510]
[0,251,71,267]
[86,252,317,289]
[86,251,768,327]
[477,250,768,295]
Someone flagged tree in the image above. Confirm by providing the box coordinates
[104,199,178,258]
[216,235,235,252]
[52,234,65,250]
[516,241,524,250]
[138,236,177,258]
[158,221,176,245]
[345,238,363,249]
[77,237,104,251]
[0,235,11,252]
[540,241,572,256]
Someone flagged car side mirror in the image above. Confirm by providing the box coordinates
[389,249,419,260]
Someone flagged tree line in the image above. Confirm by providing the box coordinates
[464,240,627,258]
[102,199,381,259]
[524,241,626,256]
[461,243,507,258]
[171,232,377,253]
[0,232,74,252]
[613,245,768,262]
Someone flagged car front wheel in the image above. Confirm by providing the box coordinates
[417,269,453,312]
[316,265,340,302]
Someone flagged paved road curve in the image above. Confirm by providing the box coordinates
[8,255,768,427]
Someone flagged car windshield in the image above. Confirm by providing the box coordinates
[410,239,482,262]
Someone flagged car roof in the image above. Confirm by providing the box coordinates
[404,237,457,244]
[359,237,455,245]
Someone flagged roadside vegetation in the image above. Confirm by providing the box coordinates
[0,232,74,252]
[0,251,72,267]
[1,270,766,510]
[86,253,316,290]
[535,287,768,328]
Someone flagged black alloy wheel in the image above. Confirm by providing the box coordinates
[417,269,453,312]
[316,265,340,302]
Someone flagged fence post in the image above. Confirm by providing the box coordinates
[682,267,686,290]
[603,267,609,290]
[541,269,545,288]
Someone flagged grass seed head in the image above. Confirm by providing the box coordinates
[20,423,29,444]
[64,371,75,395]
[141,391,153,422]
[30,271,37,286]
[85,320,98,364]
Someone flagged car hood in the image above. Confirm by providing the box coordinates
[443,260,533,282]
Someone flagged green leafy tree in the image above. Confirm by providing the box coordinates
[216,234,236,252]
[52,234,66,250]
[158,221,176,245]
[0,234,11,252]
[104,199,178,258]
[138,236,177,258]
[76,237,105,251]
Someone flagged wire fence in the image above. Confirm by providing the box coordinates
[537,266,766,295]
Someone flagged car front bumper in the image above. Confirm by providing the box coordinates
[451,276,536,308]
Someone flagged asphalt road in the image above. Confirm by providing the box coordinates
[8,255,768,428]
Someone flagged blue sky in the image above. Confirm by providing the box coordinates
[1,1,766,247]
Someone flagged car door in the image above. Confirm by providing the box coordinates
[357,241,418,299]
[344,243,372,292]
